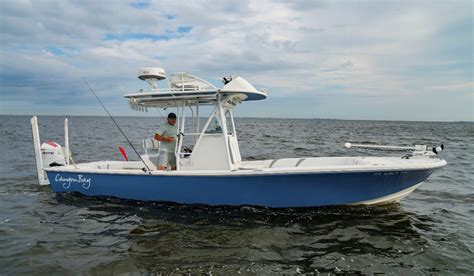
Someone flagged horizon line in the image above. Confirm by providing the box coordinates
[1,114,472,123]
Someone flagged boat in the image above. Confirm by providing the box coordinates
[31,68,447,208]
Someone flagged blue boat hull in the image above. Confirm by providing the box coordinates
[46,169,434,207]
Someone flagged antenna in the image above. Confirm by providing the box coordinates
[82,78,152,173]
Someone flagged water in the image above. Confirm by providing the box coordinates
[0,115,473,274]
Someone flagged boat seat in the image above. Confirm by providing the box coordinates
[143,138,160,154]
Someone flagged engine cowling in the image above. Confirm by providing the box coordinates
[40,141,67,168]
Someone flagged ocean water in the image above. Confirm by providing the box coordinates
[0,115,473,274]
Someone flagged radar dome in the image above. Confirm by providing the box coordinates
[138,68,166,89]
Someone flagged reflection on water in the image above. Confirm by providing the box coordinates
[24,193,433,274]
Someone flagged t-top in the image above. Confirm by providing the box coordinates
[155,123,178,152]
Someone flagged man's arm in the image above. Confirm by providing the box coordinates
[154,133,174,143]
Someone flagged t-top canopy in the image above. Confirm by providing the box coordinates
[124,75,267,110]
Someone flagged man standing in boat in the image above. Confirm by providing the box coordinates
[154,113,178,170]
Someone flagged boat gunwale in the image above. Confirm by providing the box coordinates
[44,158,447,177]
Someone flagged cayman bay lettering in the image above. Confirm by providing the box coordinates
[55,174,92,189]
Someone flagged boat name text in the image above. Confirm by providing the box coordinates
[55,174,92,189]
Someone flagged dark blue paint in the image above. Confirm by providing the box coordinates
[221,91,266,101]
[47,169,433,207]
[244,92,266,101]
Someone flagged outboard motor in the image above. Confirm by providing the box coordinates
[41,141,67,168]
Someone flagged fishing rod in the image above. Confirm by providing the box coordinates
[82,78,152,174]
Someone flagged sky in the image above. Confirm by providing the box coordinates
[0,0,473,121]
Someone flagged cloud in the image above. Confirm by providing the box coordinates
[430,82,474,93]
[0,0,472,121]
[103,26,192,42]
